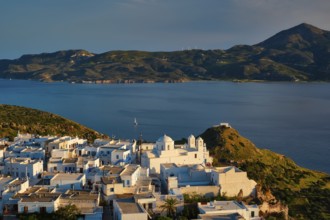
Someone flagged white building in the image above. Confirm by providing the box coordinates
[1,179,29,214]
[101,165,152,203]
[13,186,103,219]
[86,165,124,187]
[58,190,103,220]
[76,156,100,173]
[51,149,72,158]
[113,197,148,220]
[50,173,86,190]
[47,157,78,173]
[161,164,257,198]
[198,200,260,220]
[141,134,212,174]
[19,147,45,159]
[211,166,257,197]
[17,192,61,214]
[120,164,143,187]
[4,158,43,179]
[46,136,87,154]
[0,146,5,162]
[111,149,132,166]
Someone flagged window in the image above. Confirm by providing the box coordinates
[251,211,255,217]
[167,145,170,150]
[195,154,197,158]
[116,155,119,159]
[110,188,114,192]
[24,206,28,213]
[40,207,46,214]
[126,180,130,186]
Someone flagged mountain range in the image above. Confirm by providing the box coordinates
[0,23,329,82]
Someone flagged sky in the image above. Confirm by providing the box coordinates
[1,0,330,59]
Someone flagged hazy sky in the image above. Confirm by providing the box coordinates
[1,0,330,59]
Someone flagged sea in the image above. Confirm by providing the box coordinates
[0,79,329,174]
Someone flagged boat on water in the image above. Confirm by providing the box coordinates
[134,118,138,126]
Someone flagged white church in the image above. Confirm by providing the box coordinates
[141,134,213,174]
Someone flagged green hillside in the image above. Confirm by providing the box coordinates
[200,125,330,219]
[0,23,330,82]
[0,104,107,142]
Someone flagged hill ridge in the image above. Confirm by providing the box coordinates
[0,23,330,82]
[200,125,330,219]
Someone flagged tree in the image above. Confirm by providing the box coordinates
[55,204,81,220]
[160,198,179,218]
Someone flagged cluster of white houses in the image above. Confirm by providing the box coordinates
[0,128,261,220]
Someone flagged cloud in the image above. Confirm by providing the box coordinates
[0,0,329,58]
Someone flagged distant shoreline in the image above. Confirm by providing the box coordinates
[2,77,329,84]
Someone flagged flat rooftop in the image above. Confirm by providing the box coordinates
[104,166,125,175]
[199,201,245,213]
[20,193,61,202]
[115,198,144,214]
[61,190,99,201]
[101,176,121,184]
[213,166,242,174]
[0,177,14,186]
[52,173,84,181]
[161,163,177,169]
[121,165,139,176]
[63,158,78,163]
[8,179,26,187]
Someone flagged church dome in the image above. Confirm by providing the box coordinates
[157,134,174,143]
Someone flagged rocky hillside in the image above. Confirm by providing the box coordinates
[0,23,329,82]
[200,125,330,219]
[0,104,107,142]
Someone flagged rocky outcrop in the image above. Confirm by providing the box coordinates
[256,185,289,220]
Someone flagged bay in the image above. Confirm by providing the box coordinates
[0,79,329,173]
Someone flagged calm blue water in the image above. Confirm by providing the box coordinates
[1,79,329,173]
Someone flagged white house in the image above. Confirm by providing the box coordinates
[161,164,257,198]
[101,165,152,203]
[141,134,212,174]
[58,190,103,220]
[0,146,6,162]
[113,197,148,220]
[111,149,131,166]
[46,136,87,154]
[50,173,86,190]
[76,156,100,173]
[4,157,43,179]
[19,147,45,159]
[47,157,77,173]
[15,187,60,214]
[198,200,261,220]
[51,149,71,158]
[120,164,142,187]
[211,166,257,197]
[1,179,29,214]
